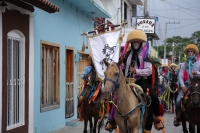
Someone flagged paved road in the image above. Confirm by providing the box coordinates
[52,112,184,133]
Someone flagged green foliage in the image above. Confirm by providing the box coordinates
[153,30,200,64]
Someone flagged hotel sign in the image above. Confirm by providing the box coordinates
[136,18,155,33]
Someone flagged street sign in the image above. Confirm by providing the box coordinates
[136,18,156,33]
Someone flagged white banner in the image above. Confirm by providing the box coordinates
[88,29,121,80]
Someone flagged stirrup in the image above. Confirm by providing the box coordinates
[154,121,164,130]
[105,121,117,131]
[173,117,180,127]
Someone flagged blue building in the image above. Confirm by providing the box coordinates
[0,0,110,133]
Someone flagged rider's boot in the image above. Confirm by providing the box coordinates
[173,110,181,127]
[105,120,117,131]
[144,129,151,133]
[153,115,164,130]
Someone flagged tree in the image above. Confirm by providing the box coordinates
[152,30,200,64]
[191,31,200,45]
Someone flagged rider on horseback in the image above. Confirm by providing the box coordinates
[168,63,179,85]
[78,54,96,102]
[159,63,169,83]
[105,29,164,132]
[173,44,200,126]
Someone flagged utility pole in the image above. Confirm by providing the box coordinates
[163,21,180,63]
[144,0,148,17]
[172,42,175,63]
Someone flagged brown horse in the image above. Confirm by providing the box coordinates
[79,82,103,133]
[102,61,147,133]
[181,76,200,133]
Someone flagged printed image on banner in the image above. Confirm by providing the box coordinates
[88,29,121,80]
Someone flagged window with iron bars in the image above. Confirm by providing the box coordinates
[41,41,60,112]
[7,36,25,130]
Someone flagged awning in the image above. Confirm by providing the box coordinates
[6,0,59,13]
[22,0,60,13]
[128,0,143,6]
[66,0,111,18]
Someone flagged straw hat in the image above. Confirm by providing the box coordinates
[161,63,168,67]
[184,44,199,54]
[126,30,147,43]
[170,63,177,67]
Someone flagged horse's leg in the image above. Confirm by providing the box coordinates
[84,118,89,133]
[182,119,188,133]
[89,117,93,133]
[97,118,102,133]
[189,123,195,133]
[93,117,98,133]
[197,125,200,133]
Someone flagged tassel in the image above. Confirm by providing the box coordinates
[183,70,188,81]
[151,65,155,88]
[159,103,164,116]
[120,43,129,59]
[83,80,87,89]
[198,54,200,61]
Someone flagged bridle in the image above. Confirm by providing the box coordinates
[103,62,145,133]
[104,63,120,92]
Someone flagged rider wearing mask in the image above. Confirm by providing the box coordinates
[168,63,179,85]
[174,44,200,126]
[159,63,169,83]
[121,29,164,132]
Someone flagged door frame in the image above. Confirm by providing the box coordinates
[0,6,34,133]
[65,46,74,118]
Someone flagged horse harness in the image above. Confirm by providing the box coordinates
[104,63,149,133]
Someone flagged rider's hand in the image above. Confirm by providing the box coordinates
[182,86,187,94]
[192,71,197,75]
[130,67,136,74]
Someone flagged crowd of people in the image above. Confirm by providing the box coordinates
[78,29,200,133]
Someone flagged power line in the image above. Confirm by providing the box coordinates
[165,1,200,18]
[160,20,199,31]
[149,12,200,20]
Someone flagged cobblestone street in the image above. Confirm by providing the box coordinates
[52,112,185,133]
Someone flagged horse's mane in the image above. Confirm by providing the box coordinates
[190,76,200,86]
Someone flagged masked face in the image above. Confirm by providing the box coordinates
[132,41,141,49]
[187,50,195,57]
[171,66,175,70]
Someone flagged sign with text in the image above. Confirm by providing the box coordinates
[136,18,155,33]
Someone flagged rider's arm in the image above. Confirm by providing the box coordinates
[135,61,152,76]
[81,66,93,80]
[179,63,185,87]
[192,61,200,75]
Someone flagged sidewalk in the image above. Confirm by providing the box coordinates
[52,112,183,133]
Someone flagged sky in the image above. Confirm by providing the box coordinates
[137,0,200,45]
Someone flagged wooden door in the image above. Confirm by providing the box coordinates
[66,48,74,118]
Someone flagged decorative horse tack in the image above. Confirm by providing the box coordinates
[103,62,149,133]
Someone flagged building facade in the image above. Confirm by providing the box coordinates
[0,0,110,133]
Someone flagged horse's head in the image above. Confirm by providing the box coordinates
[190,75,200,108]
[170,73,178,92]
[102,59,120,100]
